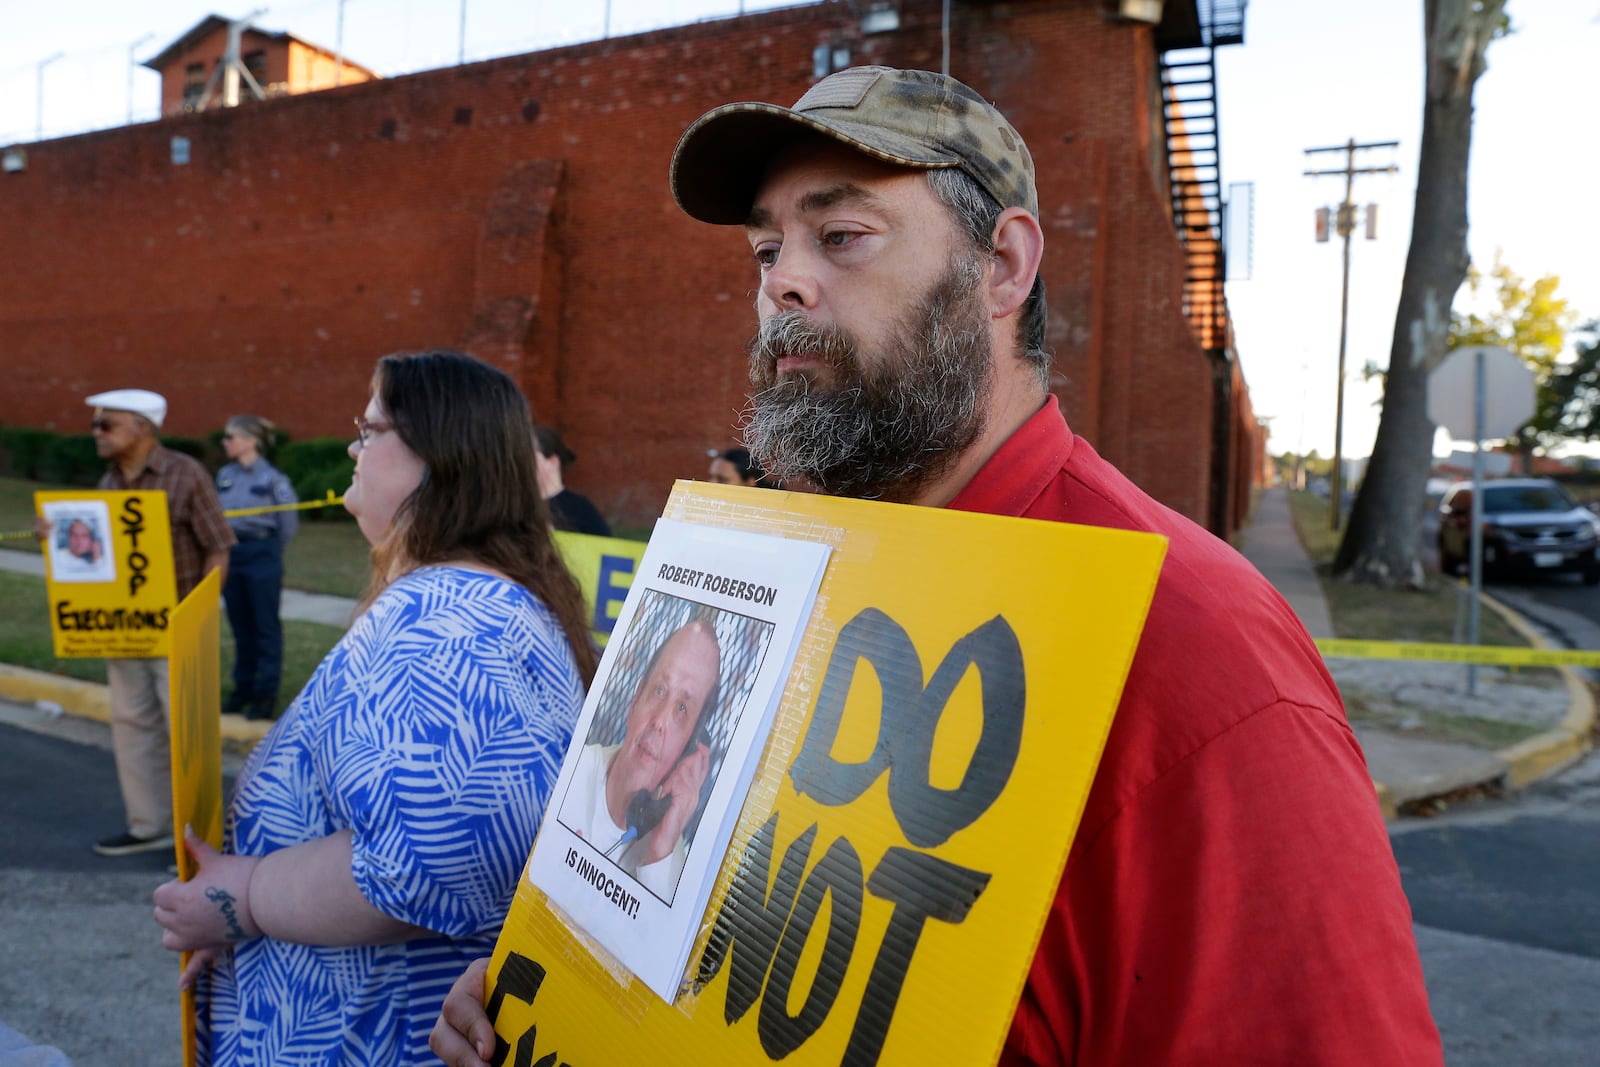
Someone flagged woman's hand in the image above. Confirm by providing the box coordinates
[152,827,261,952]
[430,957,497,1067]
[178,945,223,990]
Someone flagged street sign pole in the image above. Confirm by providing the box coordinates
[1468,349,1485,695]
[1427,343,1534,699]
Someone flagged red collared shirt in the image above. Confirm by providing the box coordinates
[950,399,1442,1066]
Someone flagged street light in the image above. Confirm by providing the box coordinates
[36,52,64,141]
[128,34,155,124]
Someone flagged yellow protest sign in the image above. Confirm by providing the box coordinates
[486,482,1167,1067]
[166,568,224,1067]
[552,529,646,644]
[36,490,178,658]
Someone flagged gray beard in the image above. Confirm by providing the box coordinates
[741,258,992,502]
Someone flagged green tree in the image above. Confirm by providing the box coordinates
[1538,321,1600,440]
[1449,252,1578,454]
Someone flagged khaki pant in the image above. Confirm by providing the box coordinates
[105,657,172,839]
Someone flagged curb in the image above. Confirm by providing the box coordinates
[1363,593,1594,820]
[0,662,271,748]
[1480,591,1596,789]
[0,663,110,724]
[1349,592,1593,823]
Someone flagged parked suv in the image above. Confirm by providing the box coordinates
[1437,477,1600,583]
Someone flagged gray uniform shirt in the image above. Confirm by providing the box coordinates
[216,459,298,543]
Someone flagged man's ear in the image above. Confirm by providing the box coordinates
[987,208,1045,321]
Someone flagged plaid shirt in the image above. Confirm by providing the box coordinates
[99,446,236,599]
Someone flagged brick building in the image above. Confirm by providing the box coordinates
[0,0,1262,533]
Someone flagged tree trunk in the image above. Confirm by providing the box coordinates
[1332,0,1504,586]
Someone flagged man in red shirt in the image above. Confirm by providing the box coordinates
[434,66,1443,1065]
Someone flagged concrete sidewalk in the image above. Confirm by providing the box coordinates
[1238,487,1595,818]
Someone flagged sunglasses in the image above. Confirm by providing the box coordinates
[91,418,119,433]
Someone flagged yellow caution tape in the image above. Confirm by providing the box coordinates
[1,491,346,541]
[1318,637,1600,670]
[219,490,345,518]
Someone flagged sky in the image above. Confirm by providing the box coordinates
[2,0,1595,462]
[1215,0,1600,461]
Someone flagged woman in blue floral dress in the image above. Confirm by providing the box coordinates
[153,349,599,1065]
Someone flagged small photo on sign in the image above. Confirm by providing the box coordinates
[43,500,116,585]
[526,516,831,1002]
[557,588,774,907]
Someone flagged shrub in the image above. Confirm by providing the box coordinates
[0,427,56,479]
[161,436,209,465]
[284,440,355,521]
[40,435,103,486]
[295,463,355,520]
[278,437,351,483]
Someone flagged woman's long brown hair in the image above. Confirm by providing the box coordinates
[357,349,598,686]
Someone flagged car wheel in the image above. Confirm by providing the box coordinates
[1584,567,1600,587]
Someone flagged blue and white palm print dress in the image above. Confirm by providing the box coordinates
[198,566,585,1066]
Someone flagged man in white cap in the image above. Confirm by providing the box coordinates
[434,66,1442,1066]
[44,388,235,856]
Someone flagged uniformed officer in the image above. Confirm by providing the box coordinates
[215,414,299,720]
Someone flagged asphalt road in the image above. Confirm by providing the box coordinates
[1393,749,1600,1066]
[1,705,185,1067]
[3,697,1598,1065]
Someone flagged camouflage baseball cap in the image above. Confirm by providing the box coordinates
[670,65,1036,225]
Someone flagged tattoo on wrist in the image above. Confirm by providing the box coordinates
[205,886,248,941]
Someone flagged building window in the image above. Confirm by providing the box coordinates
[183,62,206,111]
[243,50,268,96]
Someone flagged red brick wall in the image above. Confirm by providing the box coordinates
[0,0,1245,531]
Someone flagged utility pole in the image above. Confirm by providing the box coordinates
[1304,138,1398,531]
[335,0,346,87]
[128,34,155,124]
[36,52,64,140]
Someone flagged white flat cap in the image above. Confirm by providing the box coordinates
[86,389,167,428]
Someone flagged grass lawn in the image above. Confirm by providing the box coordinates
[0,476,45,554]
[1286,488,1528,647]
[0,569,345,717]
[283,521,371,598]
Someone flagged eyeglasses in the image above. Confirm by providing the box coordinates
[91,418,117,433]
[353,415,394,448]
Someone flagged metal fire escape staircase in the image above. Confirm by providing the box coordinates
[1158,0,1246,352]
